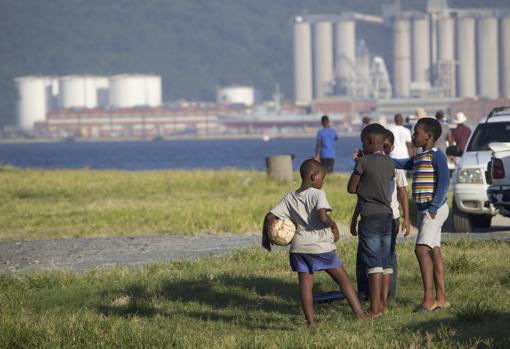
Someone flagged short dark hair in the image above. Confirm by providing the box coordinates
[416,117,442,141]
[382,129,395,155]
[362,116,372,125]
[321,115,329,124]
[361,123,386,139]
[383,128,394,145]
[300,159,324,179]
[435,110,445,121]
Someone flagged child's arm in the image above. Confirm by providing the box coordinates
[318,208,339,242]
[429,152,450,218]
[397,186,410,236]
[262,212,276,251]
[347,171,360,194]
[393,157,414,170]
[350,200,360,236]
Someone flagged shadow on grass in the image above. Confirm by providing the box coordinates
[96,275,303,329]
[407,309,510,348]
[158,274,297,314]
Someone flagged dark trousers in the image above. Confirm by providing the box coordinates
[356,218,399,299]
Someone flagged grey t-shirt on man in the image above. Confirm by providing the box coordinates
[355,153,394,216]
[271,187,336,254]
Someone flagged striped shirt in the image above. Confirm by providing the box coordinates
[413,149,436,203]
[394,147,449,214]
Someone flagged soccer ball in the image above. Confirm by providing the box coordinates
[268,218,296,246]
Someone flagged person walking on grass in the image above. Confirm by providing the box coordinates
[350,128,411,302]
[262,159,366,327]
[347,124,395,317]
[314,115,338,173]
[393,117,450,312]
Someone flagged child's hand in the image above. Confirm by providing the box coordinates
[332,226,340,242]
[401,219,411,237]
[350,219,357,236]
[352,149,362,162]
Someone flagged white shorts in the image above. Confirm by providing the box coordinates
[416,203,449,248]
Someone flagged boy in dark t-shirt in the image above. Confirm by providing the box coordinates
[347,123,395,317]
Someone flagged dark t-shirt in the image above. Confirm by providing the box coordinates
[355,153,395,216]
[452,124,471,153]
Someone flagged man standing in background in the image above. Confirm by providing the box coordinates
[387,113,414,159]
[314,115,338,173]
[434,111,451,154]
[450,112,471,155]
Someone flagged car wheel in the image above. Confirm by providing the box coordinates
[470,214,492,229]
[452,200,472,233]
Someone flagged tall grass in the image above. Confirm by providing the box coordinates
[1,239,509,348]
[0,168,357,240]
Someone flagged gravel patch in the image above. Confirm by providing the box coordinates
[1,231,508,274]
[0,234,260,273]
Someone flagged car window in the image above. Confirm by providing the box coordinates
[467,122,510,152]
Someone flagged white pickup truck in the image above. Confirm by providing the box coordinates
[487,142,510,218]
[452,107,510,232]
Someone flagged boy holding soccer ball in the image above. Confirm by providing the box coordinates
[262,159,365,327]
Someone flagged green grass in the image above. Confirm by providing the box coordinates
[0,167,358,240]
[1,239,509,348]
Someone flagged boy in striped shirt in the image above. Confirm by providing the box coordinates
[394,117,450,312]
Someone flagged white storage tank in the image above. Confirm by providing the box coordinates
[94,76,110,108]
[15,76,51,129]
[59,76,94,109]
[109,74,151,108]
[145,75,162,107]
[217,85,255,106]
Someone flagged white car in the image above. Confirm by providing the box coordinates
[452,107,510,232]
[487,142,510,218]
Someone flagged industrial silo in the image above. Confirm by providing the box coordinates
[477,16,499,98]
[15,76,49,129]
[217,86,255,106]
[293,17,313,106]
[59,75,101,109]
[412,14,430,85]
[437,15,455,62]
[94,76,110,108]
[109,75,147,108]
[502,16,510,97]
[313,21,334,99]
[145,75,162,107]
[335,18,356,93]
[437,14,456,96]
[393,16,411,97]
[457,16,477,98]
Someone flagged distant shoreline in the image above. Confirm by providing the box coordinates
[0,131,359,144]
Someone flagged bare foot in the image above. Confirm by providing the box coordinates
[436,300,450,308]
[362,310,383,319]
[307,321,318,328]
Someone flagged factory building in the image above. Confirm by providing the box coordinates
[15,74,162,130]
[293,0,510,104]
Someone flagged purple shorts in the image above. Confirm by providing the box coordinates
[289,251,341,273]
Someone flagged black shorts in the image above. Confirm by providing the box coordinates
[320,158,334,173]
